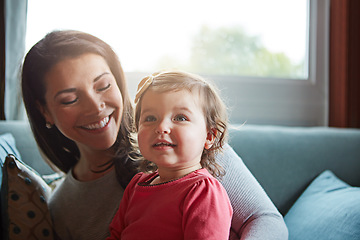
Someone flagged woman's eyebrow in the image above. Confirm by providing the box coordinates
[93,72,110,82]
[54,72,111,99]
[54,88,76,100]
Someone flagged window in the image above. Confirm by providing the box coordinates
[26,0,329,126]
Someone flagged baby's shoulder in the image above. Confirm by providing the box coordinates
[187,169,222,188]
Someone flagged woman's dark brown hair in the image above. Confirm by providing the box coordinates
[21,30,138,187]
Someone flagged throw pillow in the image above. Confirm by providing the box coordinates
[1,154,54,240]
[284,170,360,240]
[0,133,22,238]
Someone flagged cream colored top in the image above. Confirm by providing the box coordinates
[49,169,124,240]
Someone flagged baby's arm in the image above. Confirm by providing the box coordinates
[183,176,233,240]
[107,210,123,240]
[217,144,288,240]
[107,191,130,240]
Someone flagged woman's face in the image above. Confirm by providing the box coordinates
[41,53,123,153]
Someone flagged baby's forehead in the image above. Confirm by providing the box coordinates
[149,87,206,111]
[145,87,194,97]
[152,87,203,102]
[151,84,201,95]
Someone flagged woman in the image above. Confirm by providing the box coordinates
[21,30,288,240]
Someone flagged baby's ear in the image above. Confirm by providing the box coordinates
[204,128,217,150]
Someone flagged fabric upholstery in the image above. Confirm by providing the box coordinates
[1,154,54,240]
[229,125,360,214]
[284,170,360,240]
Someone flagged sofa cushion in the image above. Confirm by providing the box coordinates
[229,125,360,215]
[284,170,360,240]
[1,154,54,240]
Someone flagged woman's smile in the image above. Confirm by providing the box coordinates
[80,115,110,130]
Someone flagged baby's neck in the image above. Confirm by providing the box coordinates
[150,164,202,185]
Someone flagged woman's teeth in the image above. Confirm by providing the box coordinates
[83,116,109,130]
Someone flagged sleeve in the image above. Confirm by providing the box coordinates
[107,173,142,240]
[107,209,123,240]
[217,144,289,240]
[182,176,233,240]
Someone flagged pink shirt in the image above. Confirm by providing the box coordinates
[108,168,233,240]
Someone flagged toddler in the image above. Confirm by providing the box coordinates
[107,70,233,240]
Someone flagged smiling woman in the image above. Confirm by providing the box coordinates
[40,54,123,160]
[21,30,136,177]
[21,30,140,240]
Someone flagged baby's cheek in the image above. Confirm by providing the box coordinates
[137,129,148,149]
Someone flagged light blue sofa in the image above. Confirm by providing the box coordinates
[1,120,360,239]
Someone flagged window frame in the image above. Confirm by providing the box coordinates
[126,0,329,126]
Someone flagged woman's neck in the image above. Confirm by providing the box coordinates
[73,148,115,182]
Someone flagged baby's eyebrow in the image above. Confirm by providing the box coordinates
[174,106,193,113]
[140,108,154,115]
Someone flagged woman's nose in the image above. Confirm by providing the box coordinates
[155,120,171,134]
[83,93,105,114]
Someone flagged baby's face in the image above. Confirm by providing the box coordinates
[137,89,213,178]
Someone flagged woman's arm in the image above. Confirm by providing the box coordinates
[217,144,288,240]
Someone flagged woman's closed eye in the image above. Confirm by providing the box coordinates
[60,96,78,105]
[97,83,111,92]
[61,98,78,105]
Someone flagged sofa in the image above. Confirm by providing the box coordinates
[1,120,360,239]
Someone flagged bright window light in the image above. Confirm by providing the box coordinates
[26,0,308,79]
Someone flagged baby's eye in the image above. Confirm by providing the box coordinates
[174,114,188,122]
[97,83,111,92]
[144,115,157,122]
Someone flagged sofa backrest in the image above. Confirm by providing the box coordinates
[0,120,54,175]
[1,120,360,215]
[229,124,360,214]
